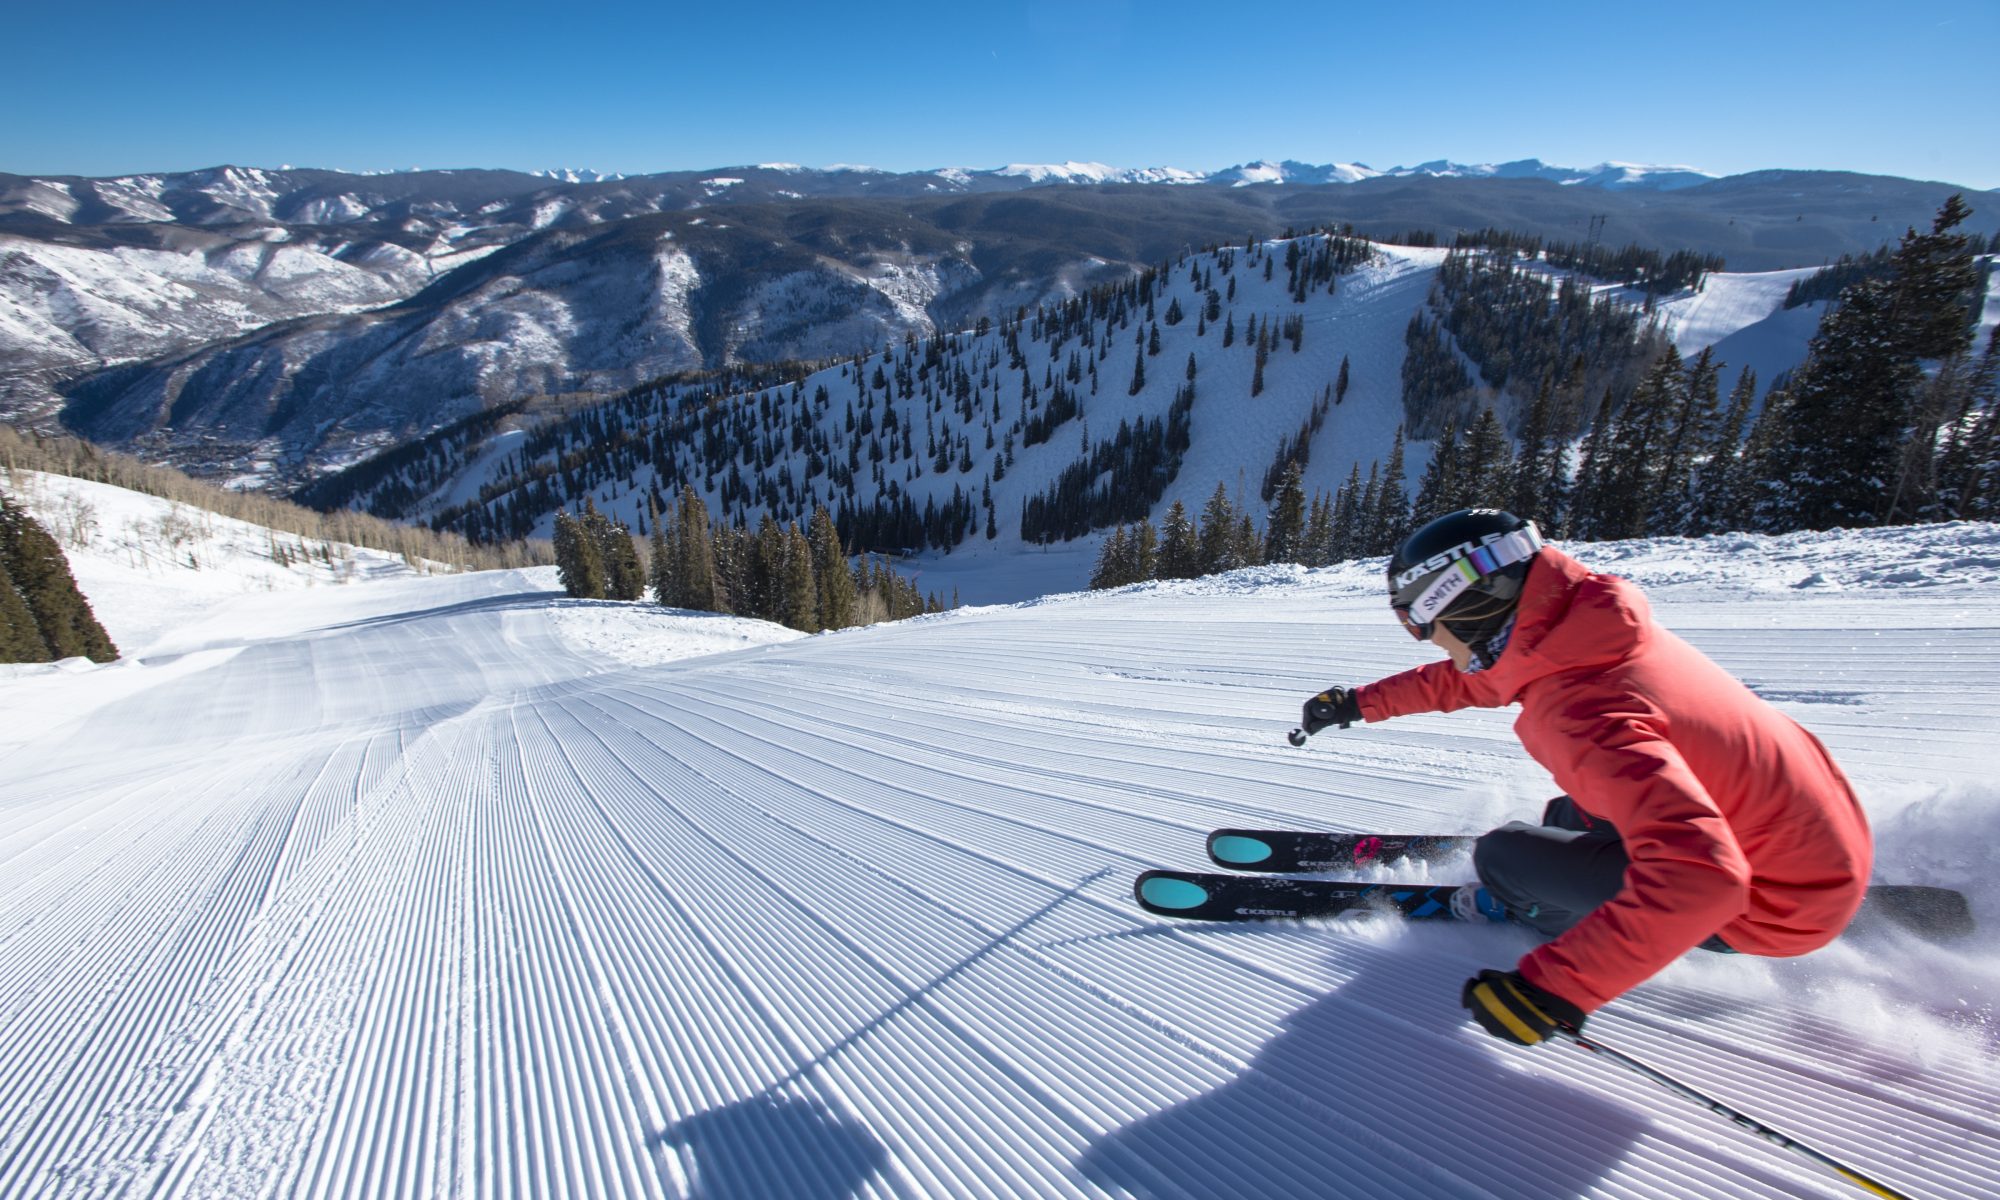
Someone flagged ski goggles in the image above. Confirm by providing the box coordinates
[1391,526,1543,640]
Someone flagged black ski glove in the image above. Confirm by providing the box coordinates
[1462,969,1587,1046]
[1300,687,1363,735]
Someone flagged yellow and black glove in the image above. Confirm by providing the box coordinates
[1300,687,1363,735]
[1461,969,1587,1046]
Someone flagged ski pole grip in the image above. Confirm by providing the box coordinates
[1287,727,1309,747]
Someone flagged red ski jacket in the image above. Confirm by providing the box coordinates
[1355,546,1872,1012]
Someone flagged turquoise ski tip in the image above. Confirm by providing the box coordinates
[1138,876,1212,910]
[1209,835,1274,866]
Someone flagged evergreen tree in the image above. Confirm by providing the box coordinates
[1302,493,1334,567]
[750,515,786,620]
[648,500,675,607]
[782,523,818,631]
[1566,390,1619,539]
[1508,376,1561,527]
[1371,429,1410,553]
[0,549,53,663]
[1694,366,1759,535]
[1157,500,1200,579]
[1131,519,1159,582]
[1597,347,1683,539]
[1458,408,1513,508]
[1331,464,1363,561]
[808,505,858,629]
[1129,344,1146,396]
[1769,197,1979,529]
[1937,327,2000,518]
[1092,525,1133,589]
[581,502,645,601]
[1411,421,1461,524]
[1650,347,1719,536]
[0,495,116,662]
[1743,383,1796,531]
[1264,462,1307,564]
[552,509,605,599]
[1233,514,1264,569]
[1197,483,1239,574]
[674,487,719,611]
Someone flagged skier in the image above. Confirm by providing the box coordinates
[1299,508,1873,1046]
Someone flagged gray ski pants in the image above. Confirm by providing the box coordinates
[1473,796,1733,952]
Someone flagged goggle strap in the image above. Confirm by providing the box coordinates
[1406,526,1542,625]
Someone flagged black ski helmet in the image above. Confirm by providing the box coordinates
[1387,508,1544,648]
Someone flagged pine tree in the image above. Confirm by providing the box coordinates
[1233,514,1264,568]
[809,504,858,629]
[0,551,53,663]
[1566,390,1619,539]
[648,500,675,607]
[1264,462,1307,563]
[552,509,605,599]
[782,523,818,631]
[1650,347,1719,535]
[1508,376,1561,526]
[1770,197,1979,529]
[1458,408,1513,509]
[1331,464,1363,561]
[1092,525,1133,589]
[1131,520,1159,581]
[0,495,117,662]
[582,502,645,601]
[747,515,785,620]
[1335,354,1351,404]
[1598,347,1683,539]
[1371,429,1410,553]
[1129,344,1146,396]
[1197,483,1239,574]
[1302,493,1334,567]
[1694,366,1759,534]
[674,487,719,611]
[1411,421,1461,524]
[1157,500,1200,579]
[1936,327,2000,518]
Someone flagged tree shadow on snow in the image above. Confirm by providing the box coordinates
[1076,945,1649,1199]
[658,1094,889,1200]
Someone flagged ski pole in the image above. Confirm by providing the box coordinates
[1555,1029,1917,1200]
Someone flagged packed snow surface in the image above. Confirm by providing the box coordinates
[2,483,1998,1198]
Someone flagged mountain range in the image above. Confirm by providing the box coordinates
[2,160,1994,493]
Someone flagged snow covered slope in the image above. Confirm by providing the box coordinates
[2,512,1996,1198]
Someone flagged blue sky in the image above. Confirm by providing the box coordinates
[7,0,1996,188]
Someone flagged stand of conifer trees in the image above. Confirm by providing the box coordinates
[0,493,118,664]
[553,488,943,631]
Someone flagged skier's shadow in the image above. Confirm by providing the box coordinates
[658,1093,889,1200]
[1076,940,1649,1199]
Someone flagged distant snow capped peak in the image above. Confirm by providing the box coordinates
[991,162,1125,183]
[1209,160,1380,186]
[534,168,625,184]
[1373,158,1717,189]
[1577,161,1717,190]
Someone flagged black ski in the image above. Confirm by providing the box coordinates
[1207,828,1473,873]
[1135,869,1501,923]
[1142,867,1973,940]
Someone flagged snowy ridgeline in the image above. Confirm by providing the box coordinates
[2,471,1998,1198]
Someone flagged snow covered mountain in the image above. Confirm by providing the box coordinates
[4,466,1996,1198]
[290,234,1849,600]
[4,162,1990,494]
